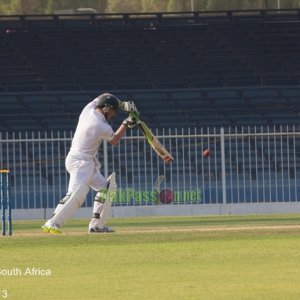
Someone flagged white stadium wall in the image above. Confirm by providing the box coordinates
[12,202,300,221]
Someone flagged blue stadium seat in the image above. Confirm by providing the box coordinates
[1,12,300,130]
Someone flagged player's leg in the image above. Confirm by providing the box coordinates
[88,172,117,233]
[46,153,80,218]
[51,193,71,216]
[42,185,89,234]
[88,160,109,231]
[42,154,93,233]
[88,187,109,231]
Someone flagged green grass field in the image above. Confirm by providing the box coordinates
[1,214,300,300]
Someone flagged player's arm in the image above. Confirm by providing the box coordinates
[108,124,127,145]
[108,112,140,145]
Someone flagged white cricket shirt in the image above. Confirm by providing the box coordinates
[70,99,115,157]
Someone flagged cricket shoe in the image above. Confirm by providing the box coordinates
[42,224,61,234]
[88,226,115,233]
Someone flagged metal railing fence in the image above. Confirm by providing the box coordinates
[1,125,300,210]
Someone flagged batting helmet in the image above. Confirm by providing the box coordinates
[96,93,120,110]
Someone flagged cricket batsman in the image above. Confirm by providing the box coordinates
[42,93,139,234]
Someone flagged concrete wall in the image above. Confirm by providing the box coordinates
[12,202,300,221]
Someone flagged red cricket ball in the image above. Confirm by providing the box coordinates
[159,188,174,204]
[203,149,211,157]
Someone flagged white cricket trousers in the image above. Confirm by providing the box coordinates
[66,152,107,193]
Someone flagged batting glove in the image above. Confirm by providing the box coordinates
[119,100,138,112]
[122,112,140,128]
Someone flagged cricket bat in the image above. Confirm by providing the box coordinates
[138,120,174,163]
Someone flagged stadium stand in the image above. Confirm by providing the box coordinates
[1,87,300,131]
[1,10,300,130]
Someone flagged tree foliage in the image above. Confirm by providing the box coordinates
[106,0,142,13]
[1,0,300,15]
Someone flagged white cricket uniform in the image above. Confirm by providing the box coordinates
[44,98,117,229]
[66,98,115,193]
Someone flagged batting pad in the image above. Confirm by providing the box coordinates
[50,185,89,227]
[97,172,117,229]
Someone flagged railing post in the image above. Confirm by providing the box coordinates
[221,127,227,204]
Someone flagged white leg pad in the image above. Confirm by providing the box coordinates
[97,200,112,229]
[97,172,117,229]
[53,193,71,215]
[49,185,89,227]
[88,201,103,229]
